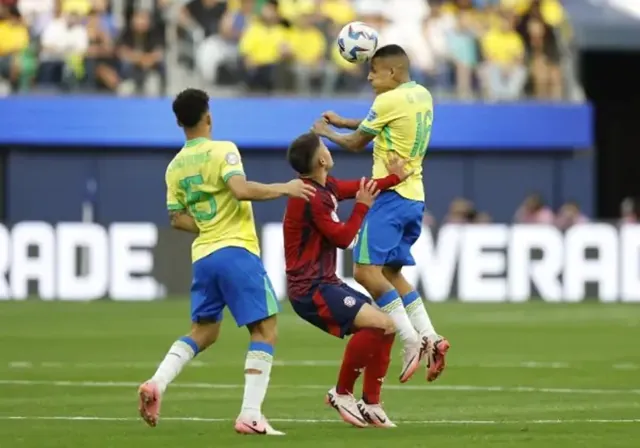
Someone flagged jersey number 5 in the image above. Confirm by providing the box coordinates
[179,175,217,221]
[410,110,433,158]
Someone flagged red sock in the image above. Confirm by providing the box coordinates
[336,329,379,395]
[362,332,395,404]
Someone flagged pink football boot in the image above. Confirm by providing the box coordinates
[138,382,162,427]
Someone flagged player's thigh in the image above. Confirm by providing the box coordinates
[353,303,395,334]
[353,192,404,266]
[313,283,372,338]
[190,253,226,324]
[386,199,425,267]
[214,247,281,328]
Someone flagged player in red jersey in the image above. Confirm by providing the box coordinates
[283,132,412,428]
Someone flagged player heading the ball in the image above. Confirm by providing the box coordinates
[137,88,315,436]
[312,44,450,384]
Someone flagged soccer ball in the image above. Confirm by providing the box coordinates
[337,21,379,64]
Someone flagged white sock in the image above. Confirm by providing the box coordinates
[240,342,274,421]
[402,291,437,339]
[376,290,419,346]
[150,338,197,394]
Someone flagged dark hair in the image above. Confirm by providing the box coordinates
[372,44,408,61]
[172,88,209,128]
[287,132,321,174]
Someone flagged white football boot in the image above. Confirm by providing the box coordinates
[357,400,397,428]
[234,414,285,436]
[325,387,368,428]
[399,337,428,383]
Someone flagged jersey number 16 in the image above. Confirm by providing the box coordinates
[179,174,217,221]
[410,110,433,158]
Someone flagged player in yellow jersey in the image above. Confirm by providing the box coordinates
[138,89,315,436]
[312,45,450,385]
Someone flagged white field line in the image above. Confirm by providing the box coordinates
[1,379,640,395]
[0,416,638,425]
[6,360,640,370]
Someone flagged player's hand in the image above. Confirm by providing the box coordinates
[284,179,316,201]
[355,177,380,207]
[311,118,330,137]
[386,156,414,182]
[322,111,346,128]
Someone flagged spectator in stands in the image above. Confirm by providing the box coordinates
[92,0,117,37]
[39,4,88,88]
[17,0,55,36]
[444,198,475,223]
[219,0,254,44]
[517,1,562,100]
[180,0,231,86]
[238,1,289,92]
[423,209,437,227]
[481,11,527,101]
[475,211,492,223]
[0,4,29,95]
[289,8,330,95]
[319,0,356,29]
[85,7,119,91]
[555,201,588,230]
[448,10,479,99]
[117,9,164,96]
[620,197,638,224]
[514,193,554,224]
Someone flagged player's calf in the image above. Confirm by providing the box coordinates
[139,321,220,427]
[238,315,279,429]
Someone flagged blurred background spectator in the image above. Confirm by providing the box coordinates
[514,193,554,224]
[0,0,574,98]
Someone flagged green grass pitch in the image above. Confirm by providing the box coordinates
[1,300,639,447]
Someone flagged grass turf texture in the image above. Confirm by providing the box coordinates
[0,300,639,447]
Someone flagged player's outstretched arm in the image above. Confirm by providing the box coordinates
[169,209,199,233]
[312,119,373,152]
[322,111,361,130]
[227,175,315,202]
[312,179,379,249]
[331,156,413,200]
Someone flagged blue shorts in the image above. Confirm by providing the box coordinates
[190,247,281,326]
[353,191,424,267]
[290,283,371,338]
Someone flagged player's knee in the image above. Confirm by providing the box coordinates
[189,321,220,350]
[354,264,387,297]
[382,265,401,282]
[247,315,278,346]
[378,313,396,335]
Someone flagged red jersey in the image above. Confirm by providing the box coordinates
[283,174,400,299]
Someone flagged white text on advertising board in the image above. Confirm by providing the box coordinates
[262,223,640,302]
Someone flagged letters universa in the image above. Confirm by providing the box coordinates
[263,223,640,303]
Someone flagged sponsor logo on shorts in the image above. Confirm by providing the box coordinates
[344,296,356,307]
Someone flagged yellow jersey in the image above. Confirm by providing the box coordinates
[165,138,260,263]
[359,81,433,202]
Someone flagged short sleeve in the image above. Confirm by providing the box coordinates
[359,94,396,136]
[220,143,246,183]
[165,172,185,211]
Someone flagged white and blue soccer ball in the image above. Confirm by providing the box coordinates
[337,21,379,64]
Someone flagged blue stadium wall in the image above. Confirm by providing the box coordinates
[0,98,593,224]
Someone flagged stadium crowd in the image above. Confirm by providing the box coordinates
[0,0,568,99]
